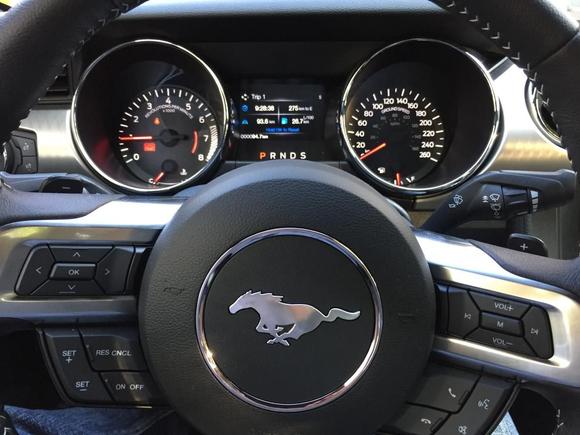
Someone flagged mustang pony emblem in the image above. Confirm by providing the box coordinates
[228,291,361,347]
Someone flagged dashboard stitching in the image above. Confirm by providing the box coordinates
[433,0,580,173]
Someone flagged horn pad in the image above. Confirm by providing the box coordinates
[140,160,434,435]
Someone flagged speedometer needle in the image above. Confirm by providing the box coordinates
[360,142,387,160]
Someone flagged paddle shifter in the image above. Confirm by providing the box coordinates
[422,169,576,233]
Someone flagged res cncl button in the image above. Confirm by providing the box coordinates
[81,327,146,371]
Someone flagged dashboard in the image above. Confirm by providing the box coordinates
[71,37,498,196]
[6,0,572,218]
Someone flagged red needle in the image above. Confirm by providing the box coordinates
[395,172,402,186]
[152,172,165,184]
[191,130,199,154]
[119,135,154,141]
[360,142,387,161]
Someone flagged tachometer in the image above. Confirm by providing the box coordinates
[118,85,219,186]
[344,88,446,187]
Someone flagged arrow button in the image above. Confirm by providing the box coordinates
[50,246,112,263]
[33,280,102,296]
[95,246,134,295]
[16,246,54,295]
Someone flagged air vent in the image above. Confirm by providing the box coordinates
[39,65,72,103]
[525,80,561,147]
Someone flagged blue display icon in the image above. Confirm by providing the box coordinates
[241,104,249,113]
[241,119,249,125]
[281,117,289,125]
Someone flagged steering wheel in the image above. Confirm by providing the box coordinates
[1,1,579,434]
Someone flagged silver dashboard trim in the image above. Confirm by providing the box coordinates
[196,227,382,412]
[70,39,230,194]
[339,38,501,196]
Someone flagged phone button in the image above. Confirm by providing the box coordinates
[407,364,479,413]
[382,404,448,435]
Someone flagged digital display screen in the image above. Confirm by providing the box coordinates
[234,82,328,161]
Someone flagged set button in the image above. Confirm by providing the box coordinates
[43,327,160,406]
[44,328,111,403]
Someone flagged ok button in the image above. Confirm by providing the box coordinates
[51,263,96,280]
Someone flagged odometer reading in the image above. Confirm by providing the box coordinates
[117,85,219,186]
[345,88,446,187]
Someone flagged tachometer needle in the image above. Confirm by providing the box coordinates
[119,135,154,141]
[395,172,402,186]
[191,130,199,154]
[360,142,387,160]
[152,172,165,184]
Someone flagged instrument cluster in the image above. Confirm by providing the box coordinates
[72,39,500,196]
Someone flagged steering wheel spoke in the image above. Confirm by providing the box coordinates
[417,230,580,389]
[0,198,180,330]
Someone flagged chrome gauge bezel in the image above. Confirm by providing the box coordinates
[524,79,562,147]
[339,38,501,196]
[71,39,229,194]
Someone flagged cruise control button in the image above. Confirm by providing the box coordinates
[480,313,522,336]
[50,263,96,280]
[384,404,448,435]
[467,329,534,356]
[438,376,512,435]
[408,364,478,413]
[16,246,54,295]
[33,280,103,297]
[50,246,112,263]
[44,328,111,403]
[522,307,553,359]
[470,292,529,318]
[448,287,479,337]
[81,327,146,371]
[101,372,162,405]
[96,246,134,295]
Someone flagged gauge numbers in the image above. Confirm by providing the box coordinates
[345,88,446,188]
[117,85,219,187]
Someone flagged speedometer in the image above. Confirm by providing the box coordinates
[118,85,219,186]
[344,88,446,187]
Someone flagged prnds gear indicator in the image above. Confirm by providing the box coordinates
[236,83,327,161]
